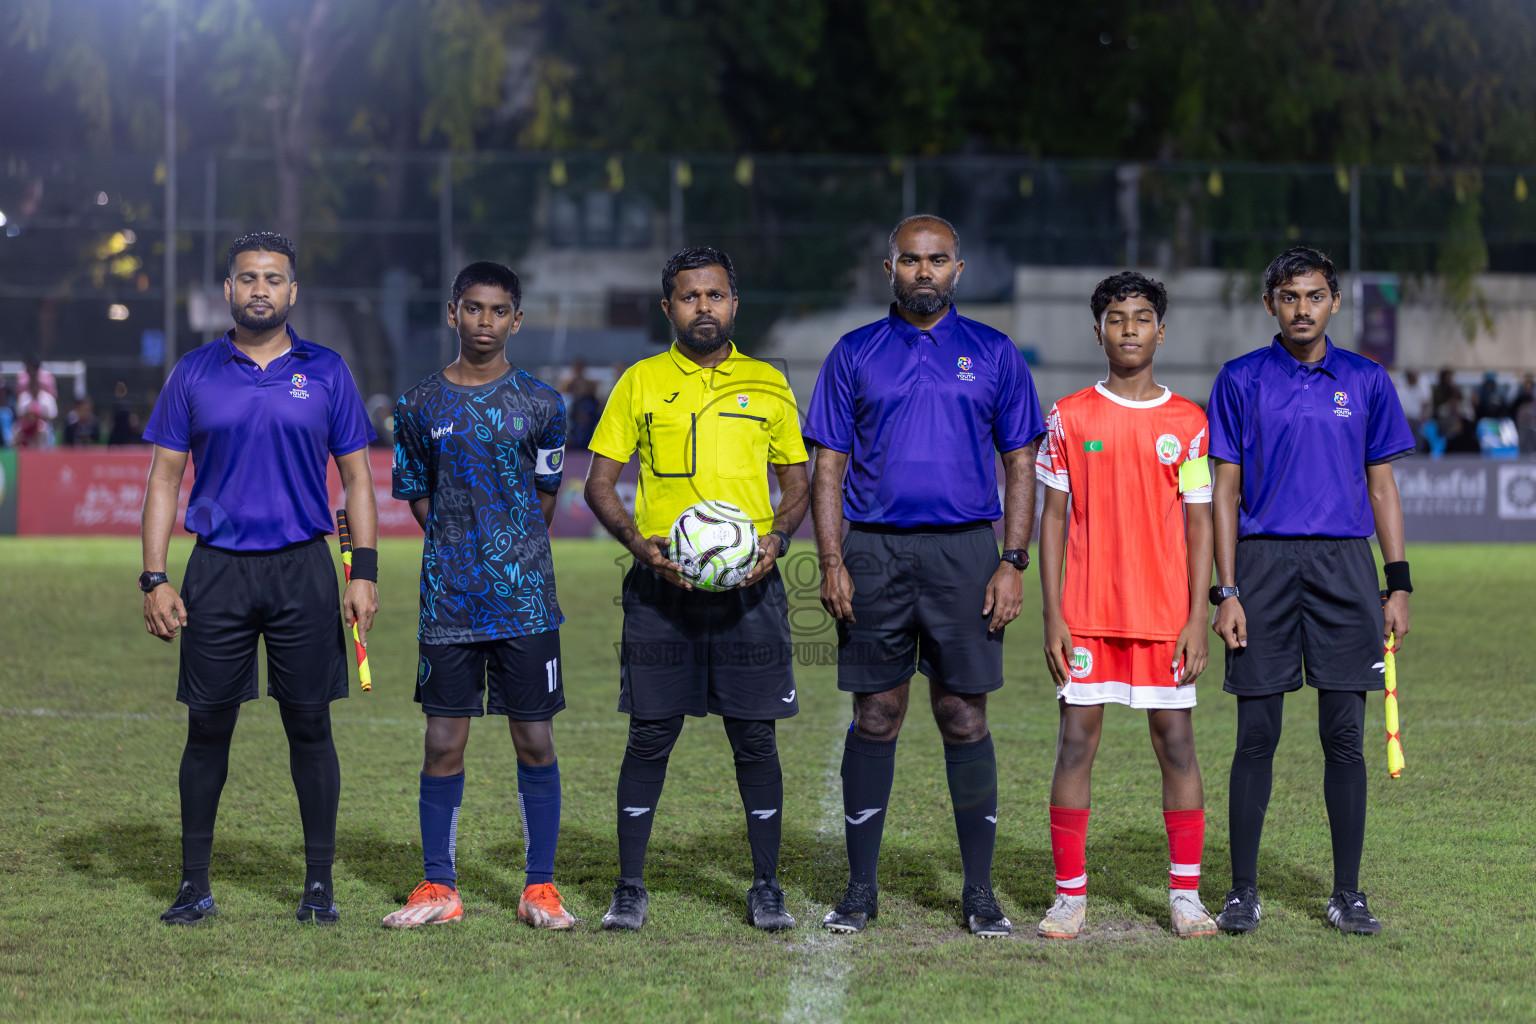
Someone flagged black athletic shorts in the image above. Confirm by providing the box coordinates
[1223,536,1386,696]
[617,561,798,720]
[416,630,564,720]
[836,522,1005,695]
[177,537,348,712]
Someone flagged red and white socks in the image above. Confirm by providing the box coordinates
[1048,805,1205,902]
[1164,808,1205,900]
[1048,806,1089,898]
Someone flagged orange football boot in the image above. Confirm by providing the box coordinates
[517,882,577,929]
[382,881,464,929]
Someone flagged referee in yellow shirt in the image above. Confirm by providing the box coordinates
[584,246,810,933]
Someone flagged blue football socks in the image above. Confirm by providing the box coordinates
[517,761,562,887]
[420,772,464,887]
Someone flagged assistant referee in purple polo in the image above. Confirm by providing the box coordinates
[1207,246,1415,937]
[806,215,1046,937]
[140,232,379,927]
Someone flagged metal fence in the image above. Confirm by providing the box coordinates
[3,150,1535,407]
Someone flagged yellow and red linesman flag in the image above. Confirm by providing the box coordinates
[336,509,372,692]
[1384,633,1403,778]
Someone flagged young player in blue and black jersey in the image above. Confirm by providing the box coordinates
[384,262,574,930]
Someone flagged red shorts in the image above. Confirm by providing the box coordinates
[1058,635,1197,709]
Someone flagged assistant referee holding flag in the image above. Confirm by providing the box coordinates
[141,232,379,926]
[806,215,1046,937]
[1207,246,1415,936]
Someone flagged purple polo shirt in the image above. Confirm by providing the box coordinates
[1207,336,1414,539]
[804,304,1046,527]
[143,327,376,551]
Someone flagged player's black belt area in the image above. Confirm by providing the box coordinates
[193,534,329,557]
[848,520,993,535]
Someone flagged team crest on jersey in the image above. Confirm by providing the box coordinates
[955,355,976,382]
[1155,433,1181,465]
[1069,646,1093,679]
[291,373,307,389]
[288,372,309,399]
[417,656,432,685]
[510,414,527,435]
[1333,391,1352,418]
[737,393,750,409]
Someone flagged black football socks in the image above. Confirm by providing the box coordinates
[841,730,897,887]
[944,733,999,891]
[178,706,240,892]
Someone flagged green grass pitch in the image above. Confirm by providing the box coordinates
[0,538,1532,1022]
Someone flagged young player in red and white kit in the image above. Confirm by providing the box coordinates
[1035,272,1217,939]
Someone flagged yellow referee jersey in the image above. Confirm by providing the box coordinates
[589,341,808,538]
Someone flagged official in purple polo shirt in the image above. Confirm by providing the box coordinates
[806,214,1046,937]
[1206,246,1415,938]
[139,232,379,928]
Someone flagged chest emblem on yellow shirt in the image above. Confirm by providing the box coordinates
[1155,433,1181,465]
[736,394,750,409]
[664,391,679,403]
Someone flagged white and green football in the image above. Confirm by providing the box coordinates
[669,501,759,592]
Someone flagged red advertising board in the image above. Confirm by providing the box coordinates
[17,450,192,536]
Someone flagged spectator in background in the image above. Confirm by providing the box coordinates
[0,378,13,445]
[566,375,600,449]
[1512,374,1536,454]
[558,358,590,395]
[1430,368,1458,415]
[1474,372,1506,421]
[1436,390,1479,454]
[14,372,58,448]
[108,380,141,445]
[1510,373,1534,421]
[1397,369,1433,448]
[64,396,100,446]
[18,355,58,399]
[1398,369,1432,422]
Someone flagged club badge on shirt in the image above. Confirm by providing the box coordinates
[289,373,309,400]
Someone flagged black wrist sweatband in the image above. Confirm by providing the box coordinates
[349,547,379,583]
[1383,561,1412,594]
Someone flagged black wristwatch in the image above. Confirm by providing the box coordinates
[139,571,170,594]
[1209,585,1240,605]
[769,530,791,558]
[1000,548,1029,571]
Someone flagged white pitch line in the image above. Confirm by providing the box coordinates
[781,729,853,1024]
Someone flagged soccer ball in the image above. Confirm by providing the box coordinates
[669,501,759,592]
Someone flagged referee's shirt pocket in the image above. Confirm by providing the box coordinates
[645,412,696,477]
[716,411,768,478]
